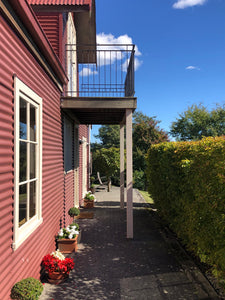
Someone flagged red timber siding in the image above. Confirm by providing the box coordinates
[79,125,90,203]
[35,12,60,58]
[0,16,65,300]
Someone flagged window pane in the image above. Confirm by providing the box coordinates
[20,98,27,140]
[20,141,27,182]
[30,144,36,179]
[29,181,36,219]
[64,117,73,172]
[19,184,27,227]
[30,104,36,141]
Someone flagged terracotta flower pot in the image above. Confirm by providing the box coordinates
[57,235,78,253]
[84,199,94,209]
[47,271,69,284]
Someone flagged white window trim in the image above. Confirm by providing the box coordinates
[82,137,87,198]
[13,77,43,250]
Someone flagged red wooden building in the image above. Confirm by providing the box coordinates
[0,0,137,298]
[0,0,95,298]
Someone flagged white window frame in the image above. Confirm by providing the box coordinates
[82,137,87,197]
[13,77,43,250]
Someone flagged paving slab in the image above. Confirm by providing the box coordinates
[40,187,220,300]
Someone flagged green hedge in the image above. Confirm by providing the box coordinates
[146,136,225,278]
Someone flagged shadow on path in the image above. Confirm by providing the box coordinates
[40,188,220,300]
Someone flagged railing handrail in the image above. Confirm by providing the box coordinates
[65,44,135,97]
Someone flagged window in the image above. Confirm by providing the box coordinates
[64,116,73,172]
[13,77,42,250]
[82,137,87,197]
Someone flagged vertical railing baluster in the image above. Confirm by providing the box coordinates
[104,49,106,97]
[74,44,134,98]
[110,50,111,97]
[81,48,84,97]
[98,48,100,96]
[116,50,117,95]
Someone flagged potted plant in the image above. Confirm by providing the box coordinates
[90,176,96,194]
[83,191,96,209]
[56,223,80,253]
[90,183,96,194]
[41,250,74,284]
[68,207,80,221]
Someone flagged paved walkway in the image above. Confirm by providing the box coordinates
[40,187,221,299]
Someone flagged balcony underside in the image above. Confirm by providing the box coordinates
[61,96,137,124]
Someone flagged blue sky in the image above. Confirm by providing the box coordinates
[91,0,225,142]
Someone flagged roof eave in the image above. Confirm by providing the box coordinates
[75,0,96,47]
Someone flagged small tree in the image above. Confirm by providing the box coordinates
[133,111,169,190]
[92,147,120,192]
[94,125,120,148]
[170,104,225,141]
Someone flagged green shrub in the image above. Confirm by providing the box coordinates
[11,277,43,300]
[68,207,80,217]
[146,136,225,279]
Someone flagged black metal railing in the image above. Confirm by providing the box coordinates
[65,44,135,97]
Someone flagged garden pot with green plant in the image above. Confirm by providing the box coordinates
[68,207,80,221]
[56,223,80,253]
[90,184,96,194]
[41,250,74,284]
[83,191,96,208]
[90,176,96,194]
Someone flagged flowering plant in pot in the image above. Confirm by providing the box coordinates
[84,191,96,208]
[56,223,80,253]
[41,250,74,284]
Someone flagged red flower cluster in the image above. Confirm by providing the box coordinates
[42,254,75,274]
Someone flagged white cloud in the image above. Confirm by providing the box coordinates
[186,65,200,70]
[122,58,143,72]
[97,33,141,56]
[96,33,142,71]
[173,0,207,9]
[79,67,98,77]
[134,58,143,70]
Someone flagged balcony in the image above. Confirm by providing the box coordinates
[61,44,137,124]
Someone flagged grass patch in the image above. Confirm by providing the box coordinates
[139,190,154,205]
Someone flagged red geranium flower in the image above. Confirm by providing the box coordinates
[41,250,75,274]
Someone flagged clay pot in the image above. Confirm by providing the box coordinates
[57,235,78,253]
[47,272,69,284]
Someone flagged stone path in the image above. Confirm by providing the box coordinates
[40,187,221,299]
